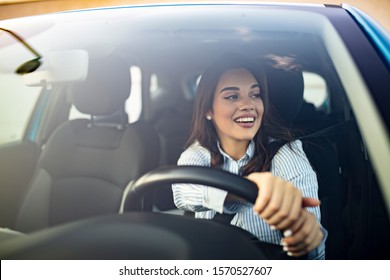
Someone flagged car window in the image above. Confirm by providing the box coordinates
[150,74,159,97]
[69,66,142,123]
[127,66,142,123]
[302,71,328,110]
[0,73,41,145]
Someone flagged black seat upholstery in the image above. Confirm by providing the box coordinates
[266,64,345,259]
[153,99,193,166]
[150,86,193,211]
[16,56,160,232]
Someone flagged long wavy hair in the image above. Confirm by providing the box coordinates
[186,53,294,174]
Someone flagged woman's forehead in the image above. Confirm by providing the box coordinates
[217,68,258,87]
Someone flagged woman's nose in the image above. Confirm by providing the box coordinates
[238,97,255,111]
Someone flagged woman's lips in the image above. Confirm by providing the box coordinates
[234,116,256,128]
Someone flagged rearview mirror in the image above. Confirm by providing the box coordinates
[23,50,89,86]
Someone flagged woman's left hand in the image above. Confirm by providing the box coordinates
[280,209,323,257]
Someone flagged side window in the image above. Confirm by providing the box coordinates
[150,73,159,96]
[302,72,328,110]
[182,74,201,100]
[126,66,142,123]
[69,66,143,123]
[0,74,41,145]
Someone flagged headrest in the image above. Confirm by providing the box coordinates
[71,56,131,116]
[265,57,304,122]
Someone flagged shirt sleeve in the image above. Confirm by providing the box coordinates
[272,140,327,259]
[172,144,228,214]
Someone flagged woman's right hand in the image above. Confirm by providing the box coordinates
[247,172,320,231]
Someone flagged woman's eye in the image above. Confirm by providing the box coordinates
[250,93,262,99]
[224,94,238,100]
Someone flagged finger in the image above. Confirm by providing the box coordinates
[280,215,306,247]
[284,209,314,246]
[272,188,302,230]
[287,224,317,251]
[284,212,321,254]
[283,208,307,236]
[289,216,322,251]
[260,177,286,220]
[302,197,321,208]
[280,210,306,246]
[287,228,323,257]
[249,172,274,214]
[304,229,324,253]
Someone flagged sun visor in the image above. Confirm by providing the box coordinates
[23,50,88,86]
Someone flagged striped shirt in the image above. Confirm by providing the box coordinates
[172,139,326,259]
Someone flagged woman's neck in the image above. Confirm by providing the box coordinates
[219,139,250,161]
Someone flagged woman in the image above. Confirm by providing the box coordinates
[172,53,326,259]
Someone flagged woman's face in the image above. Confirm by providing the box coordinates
[208,68,264,149]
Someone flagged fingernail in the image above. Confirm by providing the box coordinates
[284,229,292,237]
[281,241,287,246]
[270,225,276,230]
[283,246,289,252]
[287,252,293,256]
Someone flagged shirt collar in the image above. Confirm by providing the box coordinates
[217,140,255,162]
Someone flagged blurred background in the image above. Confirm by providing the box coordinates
[0,0,389,33]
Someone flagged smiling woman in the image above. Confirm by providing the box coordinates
[172,53,325,259]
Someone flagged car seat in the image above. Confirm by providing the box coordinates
[15,56,160,232]
[149,85,194,212]
[152,89,193,166]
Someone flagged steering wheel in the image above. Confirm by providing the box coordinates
[121,166,304,260]
[122,166,259,212]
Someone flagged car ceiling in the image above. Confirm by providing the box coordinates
[1,4,344,112]
[0,5,333,72]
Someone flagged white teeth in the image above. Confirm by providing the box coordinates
[235,117,255,123]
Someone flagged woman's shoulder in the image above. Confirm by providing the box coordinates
[272,139,313,170]
[271,139,307,164]
[276,139,304,155]
[177,141,211,166]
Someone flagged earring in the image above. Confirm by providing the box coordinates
[206,115,212,120]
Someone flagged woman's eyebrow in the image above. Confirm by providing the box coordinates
[219,86,239,93]
[219,84,260,93]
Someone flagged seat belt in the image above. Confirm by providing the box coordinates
[297,120,351,140]
[213,213,236,224]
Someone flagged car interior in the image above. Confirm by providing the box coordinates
[2,51,384,259]
[0,5,389,259]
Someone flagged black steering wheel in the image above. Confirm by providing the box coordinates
[122,165,258,212]
[121,166,302,260]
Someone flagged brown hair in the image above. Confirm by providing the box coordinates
[186,53,293,174]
